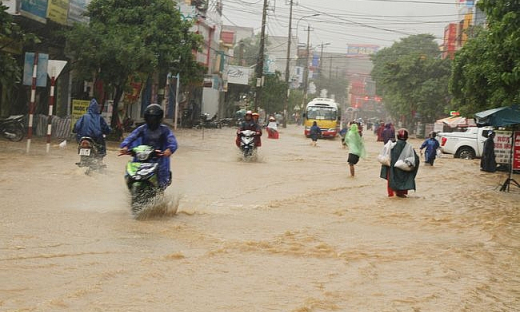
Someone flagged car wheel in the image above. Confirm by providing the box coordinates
[456,147,475,159]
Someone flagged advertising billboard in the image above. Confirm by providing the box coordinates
[514,132,520,170]
[20,0,49,23]
[346,44,380,56]
[226,66,250,85]
[47,0,69,25]
[68,0,90,24]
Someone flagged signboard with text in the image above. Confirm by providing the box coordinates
[514,131,520,170]
[71,99,89,129]
[226,66,250,85]
[347,44,380,56]
[20,0,49,23]
[47,0,69,25]
[23,53,49,87]
[494,131,513,165]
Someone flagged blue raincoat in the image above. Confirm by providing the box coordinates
[420,137,440,165]
[120,124,178,188]
[73,99,111,155]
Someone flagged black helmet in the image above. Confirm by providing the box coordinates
[144,104,163,130]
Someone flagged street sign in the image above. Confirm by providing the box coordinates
[47,60,67,78]
[23,52,48,87]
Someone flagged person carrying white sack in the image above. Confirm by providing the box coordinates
[379,128,420,198]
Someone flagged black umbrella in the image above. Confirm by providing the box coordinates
[474,106,520,191]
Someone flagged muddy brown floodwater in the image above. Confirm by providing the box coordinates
[1,125,519,312]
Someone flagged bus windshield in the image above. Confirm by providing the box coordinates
[306,106,337,120]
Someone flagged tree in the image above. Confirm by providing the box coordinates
[0,3,38,116]
[65,0,203,127]
[449,28,493,115]
[449,0,520,114]
[371,34,452,125]
[232,34,269,67]
[259,71,286,115]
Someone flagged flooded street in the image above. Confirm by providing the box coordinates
[1,125,519,311]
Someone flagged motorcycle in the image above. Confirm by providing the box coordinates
[122,145,165,215]
[0,115,25,142]
[195,113,222,129]
[238,129,258,159]
[76,136,105,174]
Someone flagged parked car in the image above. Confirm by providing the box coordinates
[438,127,493,159]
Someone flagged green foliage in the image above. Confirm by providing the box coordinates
[449,0,520,114]
[258,71,286,114]
[232,34,269,67]
[0,4,39,92]
[289,89,304,111]
[371,34,451,124]
[65,0,204,124]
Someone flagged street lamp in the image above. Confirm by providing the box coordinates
[295,14,320,44]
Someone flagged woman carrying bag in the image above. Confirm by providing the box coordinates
[380,128,420,198]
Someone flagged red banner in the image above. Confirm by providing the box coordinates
[514,131,520,170]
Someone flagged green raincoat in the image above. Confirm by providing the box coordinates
[344,124,366,158]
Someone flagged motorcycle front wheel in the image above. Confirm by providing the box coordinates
[130,183,156,215]
[4,122,24,142]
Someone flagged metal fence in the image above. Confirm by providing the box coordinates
[30,115,73,139]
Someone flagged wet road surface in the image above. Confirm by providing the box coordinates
[1,125,519,311]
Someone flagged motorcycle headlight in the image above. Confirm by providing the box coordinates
[136,151,150,161]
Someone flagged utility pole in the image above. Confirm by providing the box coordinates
[254,0,268,112]
[329,56,333,87]
[300,24,311,111]
[238,40,244,66]
[283,0,294,128]
[319,43,324,96]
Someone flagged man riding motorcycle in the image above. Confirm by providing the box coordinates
[120,104,178,189]
[236,111,262,147]
[73,98,111,157]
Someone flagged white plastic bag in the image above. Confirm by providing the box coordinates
[394,143,416,171]
[377,141,395,166]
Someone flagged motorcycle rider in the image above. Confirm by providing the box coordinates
[73,98,111,157]
[236,110,262,147]
[119,104,178,189]
[266,116,279,139]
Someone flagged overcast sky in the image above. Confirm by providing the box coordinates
[221,0,465,52]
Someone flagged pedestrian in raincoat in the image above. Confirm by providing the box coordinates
[376,120,385,142]
[120,104,178,189]
[382,123,395,144]
[419,131,441,166]
[480,130,497,172]
[344,123,366,177]
[266,116,279,139]
[380,128,420,198]
[309,121,321,146]
[73,98,111,157]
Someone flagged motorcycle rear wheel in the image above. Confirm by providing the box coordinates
[4,122,24,142]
